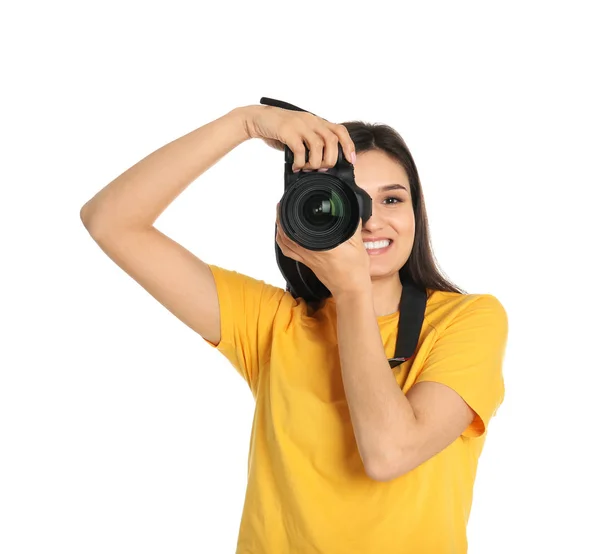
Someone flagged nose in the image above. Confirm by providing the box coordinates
[363,208,386,232]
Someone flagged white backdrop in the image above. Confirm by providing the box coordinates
[2,1,599,552]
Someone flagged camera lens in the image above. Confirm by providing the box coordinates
[301,190,344,229]
[280,175,359,250]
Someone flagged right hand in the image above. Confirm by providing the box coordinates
[241,105,356,172]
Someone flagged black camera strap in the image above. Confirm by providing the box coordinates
[260,97,321,118]
[259,97,427,369]
[387,278,427,369]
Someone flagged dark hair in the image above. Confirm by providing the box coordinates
[340,120,467,297]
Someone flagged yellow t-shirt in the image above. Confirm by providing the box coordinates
[202,264,508,554]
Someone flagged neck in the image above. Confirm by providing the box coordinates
[370,273,403,317]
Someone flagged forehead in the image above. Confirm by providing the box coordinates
[353,150,410,194]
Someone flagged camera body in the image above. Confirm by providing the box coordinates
[275,143,374,303]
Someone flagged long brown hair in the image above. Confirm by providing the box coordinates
[341,120,467,297]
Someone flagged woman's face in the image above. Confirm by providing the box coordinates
[353,149,416,278]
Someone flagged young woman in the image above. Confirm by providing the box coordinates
[81,104,508,553]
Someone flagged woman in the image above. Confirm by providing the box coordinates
[80,104,508,553]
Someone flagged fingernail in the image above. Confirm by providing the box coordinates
[351,151,356,164]
[318,168,328,172]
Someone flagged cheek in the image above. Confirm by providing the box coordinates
[391,217,415,253]
[392,211,415,236]
[400,215,414,231]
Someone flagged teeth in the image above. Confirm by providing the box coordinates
[364,240,391,250]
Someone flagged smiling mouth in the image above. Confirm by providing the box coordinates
[365,240,393,254]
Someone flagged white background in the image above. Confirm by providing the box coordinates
[2,1,598,552]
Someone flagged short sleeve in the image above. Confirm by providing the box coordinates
[202,264,287,395]
[415,294,508,438]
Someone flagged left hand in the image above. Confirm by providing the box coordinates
[275,202,372,297]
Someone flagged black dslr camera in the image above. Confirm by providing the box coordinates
[260,97,373,304]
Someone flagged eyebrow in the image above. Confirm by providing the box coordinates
[378,184,408,193]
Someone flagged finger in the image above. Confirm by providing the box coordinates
[320,129,341,169]
[277,224,302,260]
[275,225,285,249]
[303,131,324,170]
[277,227,297,260]
[328,123,356,165]
[275,219,286,244]
[286,134,308,172]
[277,223,289,246]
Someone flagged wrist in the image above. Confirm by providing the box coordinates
[331,285,373,304]
[230,105,261,141]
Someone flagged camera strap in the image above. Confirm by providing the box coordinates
[387,277,427,369]
[259,97,427,370]
[260,96,322,118]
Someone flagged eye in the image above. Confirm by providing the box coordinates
[383,196,404,205]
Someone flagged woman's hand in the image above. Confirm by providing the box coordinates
[275,202,371,298]
[241,105,356,171]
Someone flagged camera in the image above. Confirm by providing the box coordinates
[278,143,372,251]
[275,143,376,303]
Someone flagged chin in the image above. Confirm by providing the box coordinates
[369,258,404,274]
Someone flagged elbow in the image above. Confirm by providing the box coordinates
[366,460,397,483]
[365,463,387,482]
[79,203,114,238]
[365,454,394,482]
[365,447,409,483]
[80,202,95,230]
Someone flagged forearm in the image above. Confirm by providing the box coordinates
[80,105,257,234]
[334,291,417,476]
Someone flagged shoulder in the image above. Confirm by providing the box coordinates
[425,289,507,332]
